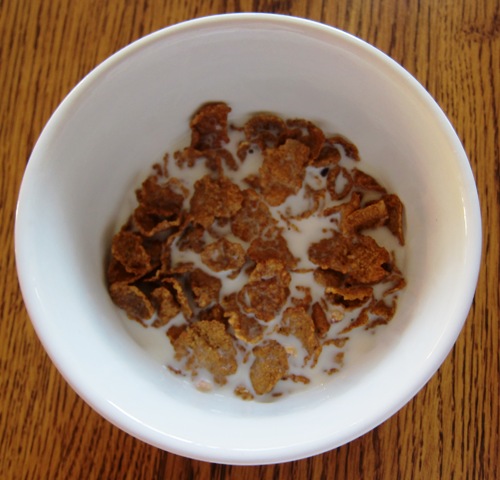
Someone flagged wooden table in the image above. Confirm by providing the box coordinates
[1,1,498,478]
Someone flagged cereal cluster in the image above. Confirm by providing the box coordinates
[106,102,406,399]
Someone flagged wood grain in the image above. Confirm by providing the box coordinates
[1,1,498,478]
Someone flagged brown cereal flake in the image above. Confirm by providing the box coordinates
[286,118,325,161]
[188,268,222,308]
[327,165,353,200]
[244,113,287,150]
[238,260,291,322]
[231,189,277,242]
[222,293,264,344]
[323,191,362,218]
[111,230,152,276]
[308,232,391,284]
[313,268,344,288]
[106,256,143,285]
[176,223,206,253]
[189,174,243,228]
[234,385,254,401]
[173,320,237,385]
[329,134,360,161]
[250,340,289,395]
[352,168,387,193]
[342,199,389,235]
[280,306,321,366]
[340,307,370,333]
[311,302,330,338]
[323,337,349,348]
[190,102,231,151]
[326,284,373,310]
[383,194,405,245]
[283,374,310,384]
[151,286,181,327]
[166,324,187,343]
[259,139,310,206]
[291,286,313,309]
[313,140,342,167]
[136,176,185,217]
[365,298,397,329]
[247,227,297,269]
[201,237,246,272]
[133,204,182,237]
[109,283,155,323]
[163,277,193,319]
[198,304,226,324]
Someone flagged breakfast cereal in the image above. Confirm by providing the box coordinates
[106,102,406,400]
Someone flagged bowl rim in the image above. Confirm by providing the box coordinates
[15,12,482,465]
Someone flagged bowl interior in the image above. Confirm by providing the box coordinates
[16,14,481,464]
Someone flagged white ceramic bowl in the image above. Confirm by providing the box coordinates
[15,14,481,464]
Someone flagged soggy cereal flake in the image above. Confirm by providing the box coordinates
[313,139,342,167]
[106,257,143,285]
[346,235,392,284]
[166,324,187,343]
[198,304,226,324]
[259,139,310,206]
[383,274,407,296]
[227,317,263,345]
[326,284,373,309]
[247,227,297,269]
[311,302,330,338]
[352,168,387,193]
[189,174,243,228]
[236,140,251,161]
[136,176,185,217]
[231,189,277,242]
[188,268,222,308]
[366,298,397,329]
[111,230,151,276]
[163,277,193,319]
[323,191,362,218]
[327,165,353,200]
[291,286,313,309]
[280,306,321,366]
[283,374,311,384]
[330,134,360,161]
[109,283,155,323]
[383,194,405,245]
[308,232,391,284]
[340,306,370,333]
[224,294,265,344]
[286,118,325,161]
[313,268,344,288]
[250,340,289,395]
[200,237,246,272]
[243,113,287,150]
[173,320,237,385]
[190,102,231,151]
[176,223,206,253]
[343,199,389,235]
[287,185,325,220]
[308,231,353,273]
[133,204,182,237]
[151,286,181,327]
[234,385,254,400]
[238,260,291,322]
[324,337,349,348]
